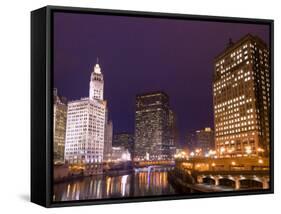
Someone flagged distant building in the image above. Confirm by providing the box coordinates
[53,88,67,164]
[134,91,175,161]
[168,109,177,156]
[185,131,197,151]
[195,127,215,154]
[185,128,214,155]
[213,34,270,157]
[113,133,134,155]
[104,109,113,161]
[111,146,131,161]
[64,60,108,170]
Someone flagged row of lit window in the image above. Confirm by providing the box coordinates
[66,129,104,137]
[65,142,103,147]
[214,95,246,109]
[68,103,104,109]
[216,126,256,136]
[65,148,103,152]
[216,42,269,69]
[216,114,255,124]
[214,86,253,101]
[216,114,255,126]
[215,45,248,67]
[214,78,250,94]
[216,120,255,131]
[215,103,248,114]
[66,125,105,130]
[67,116,104,122]
[216,132,257,141]
[66,132,104,138]
[66,128,104,133]
[65,139,104,144]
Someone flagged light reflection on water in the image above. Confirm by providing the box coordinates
[53,170,176,201]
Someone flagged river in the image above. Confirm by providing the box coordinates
[53,168,177,201]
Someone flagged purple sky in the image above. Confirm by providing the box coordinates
[53,12,269,144]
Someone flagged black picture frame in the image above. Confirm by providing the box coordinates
[31,5,274,208]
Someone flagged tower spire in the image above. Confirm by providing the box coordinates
[93,57,101,74]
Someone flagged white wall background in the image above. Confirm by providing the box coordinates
[0,0,279,213]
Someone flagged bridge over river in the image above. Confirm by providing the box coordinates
[170,156,270,192]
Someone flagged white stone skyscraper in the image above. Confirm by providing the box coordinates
[64,59,108,174]
[89,59,104,100]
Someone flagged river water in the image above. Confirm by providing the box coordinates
[53,168,177,201]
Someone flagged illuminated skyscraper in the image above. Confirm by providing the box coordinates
[213,34,270,157]
[64,59,107,170]
[53,88,67,164]
[134,92,174,161]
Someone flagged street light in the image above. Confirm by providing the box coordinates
[245,146,252,156]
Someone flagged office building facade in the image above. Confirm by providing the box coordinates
[213,34,270,157]
[134,92,174,161]
[64,61,107,167]
[53,88,67,164]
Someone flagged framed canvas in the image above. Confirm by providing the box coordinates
[31,5,274,207]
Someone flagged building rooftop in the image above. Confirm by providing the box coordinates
[136,91,169,98]
[214,34,268,61]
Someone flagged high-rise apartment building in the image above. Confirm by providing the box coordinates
[134,92,174,161]
[213,34,270,157]
[53,88,67,164]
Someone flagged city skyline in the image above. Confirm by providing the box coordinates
[53,12,269,144]
[51,11,271,202]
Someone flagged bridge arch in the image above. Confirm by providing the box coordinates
[239,176,269,189]
[202,176,216,185]
[198,175,269,190]
[218,177,236,188]
[239,179,263,189]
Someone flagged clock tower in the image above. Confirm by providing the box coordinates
[89,58,104,100]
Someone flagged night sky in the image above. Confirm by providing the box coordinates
[53,12,269,144]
